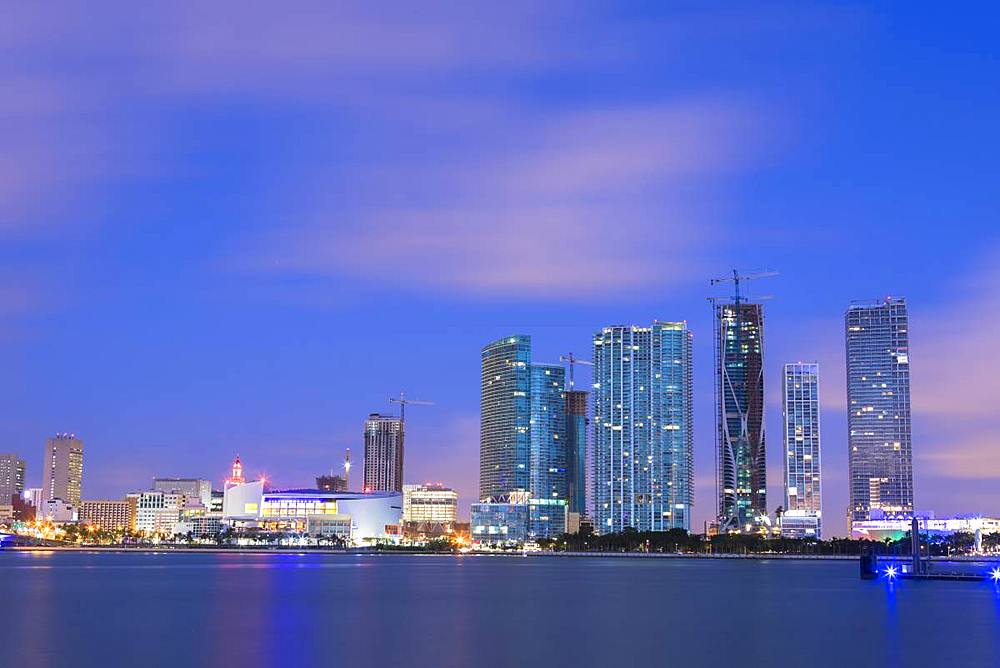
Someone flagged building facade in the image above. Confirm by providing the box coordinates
[152,478,212,508]
[846,297,913,527]
[480,335,532,500]
[715,302,767,533]
[529,364,568,502]
[0,453,26,505]
[363,414,404,493]
[44,434,84,505]
[781,363,823,538]
[403,483,458,524]
[564,390,589,517]
[593,322,694,534]
[471,496,530,546]
[80,499,137,532]
[134,490,184,535]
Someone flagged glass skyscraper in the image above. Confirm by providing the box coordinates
[715,302,767,533]
[564,389,588,517]
[480,336,568,539]
[846,297,913,526]
[781,363,822,538]
[592,322,693,533]
[480,335,532,500]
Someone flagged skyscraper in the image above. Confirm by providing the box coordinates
[715,300,767,533]
[43,434,83,506]
[593,322,694,533]
[846,297,913,527]
[480,335,532,500]
[529,364,567,502]
[0,454,26,505]
[479,335,569,538]
[363,413,404,493]
[564,389,589,517]
[781,363,823,538]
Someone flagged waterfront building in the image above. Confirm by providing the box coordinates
[152,478,212,508]
[179,513,224,537]
[43,434,84,506]
[593,322,694,534]
[133,490,184,536]
[364,413,404,493]
[530,364,568,503]
[403,483,458,524]
[80,499,137,532]
[470,494,530,546]
[36,498,76,523]
[23,487,44,510]
[528,498,567,539]
[306,515,354,542]
[781,363,823,539]
[846,297,913,527]
[851,513,1000,541]
[480,335,532,500]
[564,389,589,518]
[222,481,402,545]
[0,453,26,504]
[714,299,767,533]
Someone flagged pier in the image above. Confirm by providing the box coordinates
[861,517,1000,582]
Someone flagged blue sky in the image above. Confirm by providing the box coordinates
[1,3,998,536]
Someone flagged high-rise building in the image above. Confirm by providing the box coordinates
[479,335,569,539]
[593,322,694,533]
[846,297,913,527]
[480,335,532,500]
[564,389,589,517]
[402,483,458,524]
[529,364,567,502]
[0,454,26,504]
[152,478,212,508]
[715,298,767,533]
[781,363,823,538]
[43,434,84,506]
[364,414,404,493]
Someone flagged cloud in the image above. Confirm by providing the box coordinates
[247,96,777,297]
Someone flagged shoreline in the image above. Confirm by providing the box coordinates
[4,545,859,560]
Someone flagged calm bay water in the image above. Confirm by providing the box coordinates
[1,551,998,667]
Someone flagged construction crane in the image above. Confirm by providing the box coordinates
[343,448,352,490]
[558,352,593,389]
[709,269,778,306]
[389,391,434,426]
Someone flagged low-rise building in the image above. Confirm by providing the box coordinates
[471,498,530,546]
[403,483,458,524]
[306,514,353,542]
[80,499,137,532]
[851,513,1000,541]
[223,481,402,545]
[779,509,822,539]
[133,490,184,536]
[152,478,213,508]
[36,499,76,524]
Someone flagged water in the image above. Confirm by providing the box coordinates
[2,551,998,667]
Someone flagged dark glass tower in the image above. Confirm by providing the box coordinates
[715,302,767,532]
[564,389,589,516]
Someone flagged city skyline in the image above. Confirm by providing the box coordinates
[1,5,998,539]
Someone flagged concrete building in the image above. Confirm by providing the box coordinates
[43,434,84,506]
[781,363,823,538]
[80,499,137,532]
[364,414,404,493]
[36,499,76,523]
[223,481,402,545]
[152,478,212,508]
[846,297,913,528]
[133,490,184,536]
[0,453,26,504]
[593,322,694,533]
[403,483,458,524]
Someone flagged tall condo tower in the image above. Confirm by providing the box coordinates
[593,322,694,533]
[845,297,913,527]
[0,453,26,504]
[363,414,404,493]
[782,363,823,538]
[43,434,84,506]
[529,364,568,502]
[564,389,589,516]
[713,275,768,533]
[480,335,532,500]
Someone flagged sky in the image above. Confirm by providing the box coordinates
[1,3,998,537]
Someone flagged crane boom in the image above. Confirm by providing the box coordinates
[558,352,593,389]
